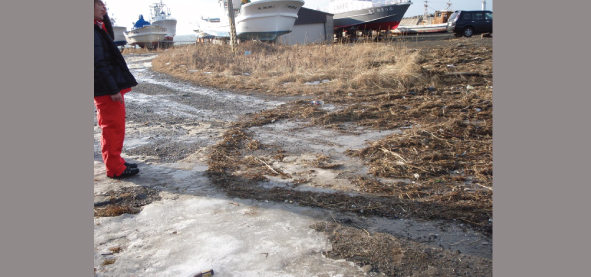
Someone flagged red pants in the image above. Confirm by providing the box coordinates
[94,92,128,177]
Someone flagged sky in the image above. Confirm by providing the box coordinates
[104,0,493,35]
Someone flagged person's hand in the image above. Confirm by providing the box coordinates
[111,92,123,103]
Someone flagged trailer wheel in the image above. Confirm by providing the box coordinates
[463,27,474,37]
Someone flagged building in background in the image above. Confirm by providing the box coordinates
[278,8,334,45]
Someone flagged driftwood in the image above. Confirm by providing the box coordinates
[255,157,281,175]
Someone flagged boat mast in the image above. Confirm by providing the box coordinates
[422,1,430,24]
[151,0,171,21]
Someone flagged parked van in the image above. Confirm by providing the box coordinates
[446,10,492,37]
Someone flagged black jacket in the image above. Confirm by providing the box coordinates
[94,24,137,97]
[103,14,115,40]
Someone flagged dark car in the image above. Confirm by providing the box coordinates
[446,10,492,37]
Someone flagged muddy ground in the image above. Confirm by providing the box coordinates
[94,35,493,276]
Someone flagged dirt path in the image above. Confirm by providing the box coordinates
[94,37,492,276]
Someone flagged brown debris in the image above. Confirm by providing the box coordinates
[94,186,161,217]
[311,222,492,276]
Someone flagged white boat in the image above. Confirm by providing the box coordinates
[193,17,220,42]
[125,26,168,48]
[124,1,176,48]
[236,0,305,40]
[195,0,305,41]
[112,25,128,46]
[194,15,231,39]
[104,8,127,47]
[149,0,177,47]
[393,1,453,34]
[109,17,127,46]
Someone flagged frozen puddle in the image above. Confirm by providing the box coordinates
[124,53,285,123]
[130,63,284,112]
[249,120,406,193]
[94,162,491,276]
[124,76,284,123]
[94,198,366,277]
[251,121,402,154]
[135,76,284,108]
[125,93,211,119]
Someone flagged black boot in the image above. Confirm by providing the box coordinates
[110,166,140,178]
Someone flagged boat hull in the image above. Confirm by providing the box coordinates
[124,26,167,48]
[194,24,230,38]
[393,23,448,34]
[112,26,127,46]
[333,3,411,31]
[152,18,177,42]
[196,0,304,41]
[235,0,304,41]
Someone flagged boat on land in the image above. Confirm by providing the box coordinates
[110,17,128,47]
[125,15,167,48]
[194,14,230,39]
[112,25,128,46]
[124,1,176,48]
[393,0,453,34]
[194,17,221,41]
[104,6,127,47]
[149,0,177,47]
[194,0,305,42]
[328,0,413,33]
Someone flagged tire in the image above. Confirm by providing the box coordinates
[463,27,474,37]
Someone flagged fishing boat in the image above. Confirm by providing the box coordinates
[124,15,167,48]
[104,6,127,47]
[112,25,128,46]
[393,0,453,34]
[193,17,221,42]
[124,1,176,48]
[195,0,305,41]
[109,17,127,47]
[236,0,305,40]
[328,0,413,33]
[149,0,177,47]
[194,15,231,39]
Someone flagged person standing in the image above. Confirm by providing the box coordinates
[94,0,139,178]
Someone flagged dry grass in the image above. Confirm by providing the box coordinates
[120,47,167,55]
[94,204,139,217]
[152,41,426,95]
[108,246,122,254]
[93,187,161,218]
[102,258,116,266]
